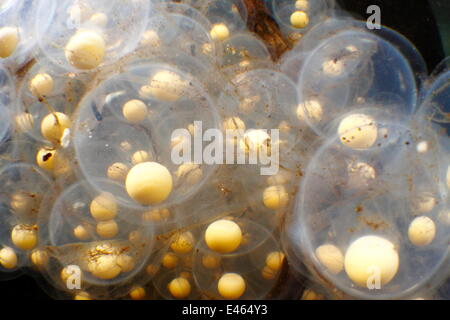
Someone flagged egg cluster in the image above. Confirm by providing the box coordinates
[0,0,448,300]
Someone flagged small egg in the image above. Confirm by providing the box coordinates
[322,59,345,76]
[15,112,34,133]
[315,244,344,274]
[117,254,135,273]
[344,235,399,287]
[90,254,121,280]
[96,220,119,238]
[223,117,246,132]
[265,251,286,271]
[295,0,309,10]
[261,265,277,280]
[131,150,151,165]
[36,148,57,171]
[290,11,309,29]
[140,29,161,47]
[0,26,18,58]
[90,192,118,221]
[147,70,187,102]
[122,99,148,123]
[347,161,376,189]
[413,193,437,214]
[239,129,271,154]
[120,141,132,152]
[162,252,179,269]
[408,216,436,247]
[128,230,142,243]
[0,247,17,269]
[170,232,195,254]
[278,121,291,133]
[210,23,230,41]
[202,254,221,269]
[205,219,242,253]
[89,12,108,28]
[29,73,54,97]
[11,224,38,250]
[338,113,378,149]
[129,286,146,300]
[168,277,191,299]
[142,208,170,222]
[74,291,92,300]
[263,185,289,210]
[65,30,105,69]
[217,273,246,299]
[146,264,159,275]
[30,249,49,269]
[416,141,429,153]
[10,191,41,216]
[73,224,91,240]
[302,289,324,300]
[296,100,323,123]
[175,163,203,185]
[125,162,173,205]
[107,162,130,182]
[40,112,72,145]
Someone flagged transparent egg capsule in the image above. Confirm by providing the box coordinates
[0,163,54,272]
[218,68,303,171]
[281,18,427,87]
[188,0,248,39]
[297,29,419,137]
[15,58,88,145]
[73,63,220,211]
[36,179,154,288]
[142,11,218,64]
[285,118,450,299]
[0,65,14,144]
[193,218,283,299]
[270,0,333,42]
[35,0,150,72]
[0,0,50,65]
[220,32,271,68]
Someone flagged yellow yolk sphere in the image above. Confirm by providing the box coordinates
[170,232,195,254]
[89,13,108,28]
[40,112,71,145]
[90,254,121,280]
[90,192,118,221]
[29,73,54,97]
[175,163,203,185]
[131,150,151,165]
[11,224,38,250]
[129,286,146,300]
[148,70,187,102]
[261,265,277,280]
[408,216,436,247]
[140,29,161,47]
[162,252,179,269]
[0,26,18,58]
[265,251,286,271]
[117,254,135,273]
[290,11,309,29]
[344,235,399,287]
[73,224,91,240]
[217,273,246,299]
[0,247,17,269]
[122,99,148,123]
[107,162,129,182]
[168,277,191,299]
[202,254,221,269]
[65,30,105,69]
[205,219,242,253]
[96,220,119,238]
[36,148,57,171]
[125,162,173,205]
[263,185,289,210]
[210,23,230,41]
[30,249,49,269]
[338,114,378,149]
[315,244,344,274]
[296,100,323,123]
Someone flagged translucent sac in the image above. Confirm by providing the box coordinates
[35,0,151,72]
[0,65,14,144]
